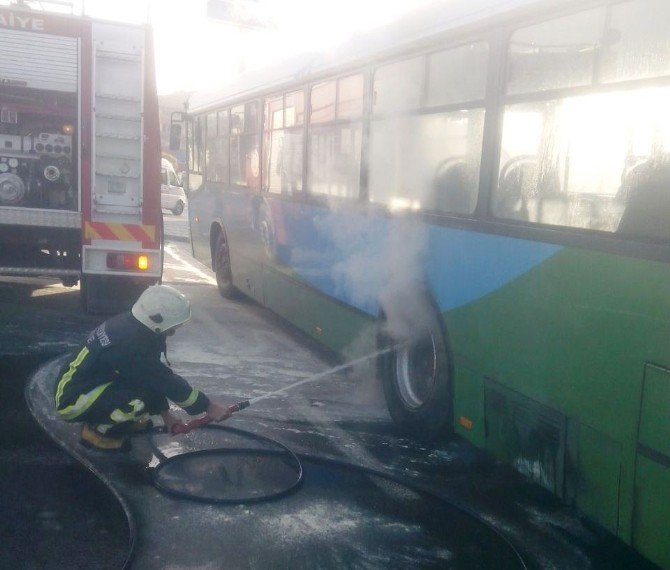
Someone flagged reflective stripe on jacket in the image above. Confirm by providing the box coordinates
[55,311,209,420]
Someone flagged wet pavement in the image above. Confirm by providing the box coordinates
[162,205,190,242]
[28,357,526,569]
[0,357,129,570]
[2,239,658,569]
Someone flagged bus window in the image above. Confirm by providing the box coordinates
[309,124,362,199]
[309,76,363,199]
[426,42,488,106]
[266,96,283,129]
[496,2,670,241]
[369,45,487,215]
[218,110,228,135]
[263,93,303,194]
[206,112,217,138]
[600,0,670,83]
[284,90,304,193]
[373,56,423,115]
[230,101,261,189]
[311,81,336,123]
[231,105,244,134]
[617,162,670,241]
[507,8,605,95]
[206,110,229,184]
[204,112,216,182]
[285,90,304,127]
[245,100,261,132]
[337,74,364,119]
[188,117,204,174]
[370,110,484,214]
[263,95,283,193]
[494,87,670,238]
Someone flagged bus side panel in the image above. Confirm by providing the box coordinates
[573,422,622,535]
[254,197,378,354]
[452,366,486,447]
[188,184,213,264]
[198,164,670,556]
[190,184,266,304]
[633,364,670,567]
[445,244,670,544]
[262,262,376,357]
[224,190,264,303]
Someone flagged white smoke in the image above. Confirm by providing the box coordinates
[316,206,435,344]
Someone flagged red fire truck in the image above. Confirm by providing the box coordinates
[0,3,162,313]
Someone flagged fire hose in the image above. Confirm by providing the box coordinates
[144,419,528,570]
[170,347,395,435]
[138,347,528,569]
[170,400,250,434]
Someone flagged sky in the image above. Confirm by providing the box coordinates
[68,0,436,95]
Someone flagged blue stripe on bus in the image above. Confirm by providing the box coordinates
[278,204,561,316]
[426,226,562,312]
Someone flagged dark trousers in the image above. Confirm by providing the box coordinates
[75,383,167,436]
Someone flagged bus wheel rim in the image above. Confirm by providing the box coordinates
[395,334,438,410]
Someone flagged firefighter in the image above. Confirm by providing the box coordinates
[54,284,231,451]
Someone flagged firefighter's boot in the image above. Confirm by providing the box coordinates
[80,424,130,452]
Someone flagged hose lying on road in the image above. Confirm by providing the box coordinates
[148,423,303,504]
[141,423,529,570]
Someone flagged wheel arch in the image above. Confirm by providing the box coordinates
[377,288,452,352]
[209,220,227,268]
[210,220,237,299]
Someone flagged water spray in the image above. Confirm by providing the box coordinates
[171,346,395,435]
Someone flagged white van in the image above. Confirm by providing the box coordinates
[161,158,187,215]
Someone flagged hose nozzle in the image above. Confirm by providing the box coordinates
[170,400,251,435]
[227,400,250,413]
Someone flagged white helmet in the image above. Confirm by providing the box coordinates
[132,285,191,334]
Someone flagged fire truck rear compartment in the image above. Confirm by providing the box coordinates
[0,86,77,212]
[0,225,80,283]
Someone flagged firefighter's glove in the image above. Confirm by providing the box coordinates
[161,410,181,433]
[206,400,232,422]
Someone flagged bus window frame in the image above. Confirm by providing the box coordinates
[368,39,491,219]
[262,90,306,195]
[489,1,670,245]
[305,71,368,203]
[227,99,262,192]
[203,108,230,186]
[183,0,670,263]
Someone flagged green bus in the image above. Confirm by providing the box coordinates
[175,0,670,566]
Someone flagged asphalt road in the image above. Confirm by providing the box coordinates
[1,228,656,569]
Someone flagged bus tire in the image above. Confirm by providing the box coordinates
[378,307,453,440]
[213,231,236,299]
[259,202,278,260]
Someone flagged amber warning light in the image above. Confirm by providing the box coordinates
[107,253,150,271]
